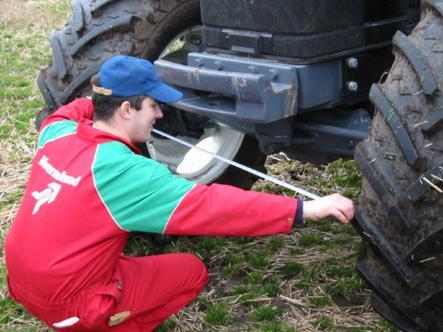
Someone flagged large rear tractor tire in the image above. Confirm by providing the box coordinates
[354,1,443,330]
[37,0,265,189]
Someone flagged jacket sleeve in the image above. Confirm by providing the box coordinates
[40,98,94,132]
[93,142,300,237]
[163,183,299,237]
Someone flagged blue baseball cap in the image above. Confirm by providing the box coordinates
[93,55,183,103]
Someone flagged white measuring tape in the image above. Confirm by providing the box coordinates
[151,129,320,200]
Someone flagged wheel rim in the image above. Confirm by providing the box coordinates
[148,26,245,183]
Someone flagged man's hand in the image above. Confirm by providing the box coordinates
[302,193,355,224]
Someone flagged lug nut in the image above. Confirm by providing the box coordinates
[347,81,359,92]
[347,57,358,68]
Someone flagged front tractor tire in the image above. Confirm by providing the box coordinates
[37,0,265,189]
[354,1,443,331]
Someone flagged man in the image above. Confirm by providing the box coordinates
[5,55,354,331]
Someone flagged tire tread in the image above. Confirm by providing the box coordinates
[393,31,438,96]
[355,4,443,330]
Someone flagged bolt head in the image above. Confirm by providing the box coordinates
[347,57,358,68]
[194,58,203,67]
[248,65,257,73]
[347,81,359,92]
[269,69,278,80]
[214,60,223,70]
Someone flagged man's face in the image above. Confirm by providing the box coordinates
[127,96,163,143]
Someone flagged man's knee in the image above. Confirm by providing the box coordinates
[181,253,209,291]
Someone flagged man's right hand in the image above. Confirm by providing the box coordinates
[302,193,355,224]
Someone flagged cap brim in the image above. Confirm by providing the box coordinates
[147,83,183,103]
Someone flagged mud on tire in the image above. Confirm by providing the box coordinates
[354,1,443,331]
[37,0,265,189]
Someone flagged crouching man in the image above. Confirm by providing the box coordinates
[5,55,354,331]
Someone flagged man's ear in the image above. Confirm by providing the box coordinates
[116,101,132,119]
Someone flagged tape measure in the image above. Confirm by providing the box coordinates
[151,129,320,200]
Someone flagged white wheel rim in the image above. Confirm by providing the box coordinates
[149,128,245,183]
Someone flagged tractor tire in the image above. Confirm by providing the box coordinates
[353,1,443,331]
[37,0,265,189]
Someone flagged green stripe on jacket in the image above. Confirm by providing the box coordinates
[37,120,77,148]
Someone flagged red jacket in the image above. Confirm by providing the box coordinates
[5,98,300,304]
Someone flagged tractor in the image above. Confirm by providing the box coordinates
[37,0,443,330]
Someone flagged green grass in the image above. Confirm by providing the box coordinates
[282,262,304,279]
[252,306,283,321]
[299,233,326,247]
[267,235,285,253]
[0,1,399,331]
[246,250,271,269]
[289,247,304,255]
[204,302,230,325]
[327,275,365,296]
[309,296,332,308]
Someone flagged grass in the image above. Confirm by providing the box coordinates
[0,1,399,331]
[204,302,230,325]
[252,306,283,321]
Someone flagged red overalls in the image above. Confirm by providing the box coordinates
[5,98,299,331]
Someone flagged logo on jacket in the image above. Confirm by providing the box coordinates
[38,155,81,187]
[31,182,61,215]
